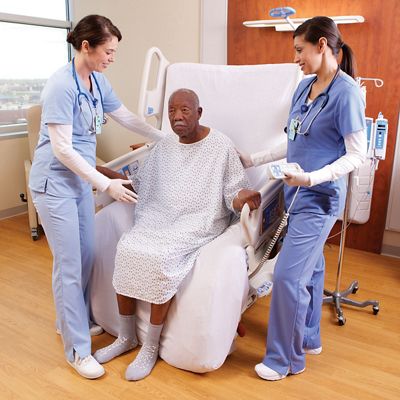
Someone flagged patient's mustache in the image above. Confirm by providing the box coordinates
[174,121,186,126]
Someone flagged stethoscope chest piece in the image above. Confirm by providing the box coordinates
[301,104,309,113]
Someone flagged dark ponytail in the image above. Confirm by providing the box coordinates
[67,14,122,50]
[293,16,357,79]
[340,43,356,79]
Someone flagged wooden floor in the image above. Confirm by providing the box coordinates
[0,214,399,400]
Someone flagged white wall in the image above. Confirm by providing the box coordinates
[200,0,227,64]
[72,0,201,162]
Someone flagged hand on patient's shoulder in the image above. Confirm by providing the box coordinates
[106,179,138,203]
[236,148,254,169]
[233,189,261,211]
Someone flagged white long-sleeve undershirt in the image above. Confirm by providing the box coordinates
[107,104,167,142]
[250,141,287,167]
[250,130,367,186]
[48,105,165,192]
[49,124,111,191]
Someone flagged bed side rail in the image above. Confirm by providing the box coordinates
[240,179,284,250]
[138,47,170,128]
[95,144,154,209]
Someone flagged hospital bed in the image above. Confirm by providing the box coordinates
[90,47,301,373]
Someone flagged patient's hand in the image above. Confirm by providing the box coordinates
[233,189,261,212]
[97,165,136,191]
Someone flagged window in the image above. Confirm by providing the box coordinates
[0,1,71,137]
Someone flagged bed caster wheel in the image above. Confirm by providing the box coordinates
[352,285,359,294]
[338,316,346,326]
[373,306,379,315]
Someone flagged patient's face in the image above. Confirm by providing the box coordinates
[168,92,201,144]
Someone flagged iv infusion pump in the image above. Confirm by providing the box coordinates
[374,113,388,160]
[343,112,388,225]
[365,112,388,160]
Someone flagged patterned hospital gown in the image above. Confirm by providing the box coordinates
[112,129,249,304]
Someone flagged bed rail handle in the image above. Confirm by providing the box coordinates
[138,47,170,128]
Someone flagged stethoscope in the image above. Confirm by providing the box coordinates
[71,57,107,130]
[286,66,341,137]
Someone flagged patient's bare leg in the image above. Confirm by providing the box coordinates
[125,299,172,381]
[150,300,172,324]
[94,294,138,364]
[117,293,136,315]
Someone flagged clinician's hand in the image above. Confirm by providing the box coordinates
[236,148,254,169]
[106,179,138,203]
[233,189,261,211]
[283,171,311,187]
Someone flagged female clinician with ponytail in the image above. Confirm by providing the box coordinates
[240,17,367,380]
[29,15,165,379]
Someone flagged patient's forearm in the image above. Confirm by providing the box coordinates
[96,165,125,180]
[96,166,135,191]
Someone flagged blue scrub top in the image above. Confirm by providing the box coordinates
[285,71,366,216]
[29,63,121,198]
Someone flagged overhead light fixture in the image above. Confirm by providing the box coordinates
[243,7,365,32]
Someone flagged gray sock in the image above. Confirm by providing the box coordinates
[125,322,163,381]
[94,314,138,364]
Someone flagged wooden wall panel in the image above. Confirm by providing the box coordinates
[228,0,400,253]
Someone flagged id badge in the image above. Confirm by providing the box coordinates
[288,118,299,141]
[95,114,102,134]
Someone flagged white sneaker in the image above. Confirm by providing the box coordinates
[67,353,105,379]
[56,323,104,336]
[89,324,104,336]
[303,346,322,355]
[255,363,305,381]
[255,363,286,381]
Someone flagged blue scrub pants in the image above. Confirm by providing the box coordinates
[31,189,95,362]
[262,211,337,375]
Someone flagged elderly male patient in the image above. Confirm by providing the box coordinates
[94,88,260,381]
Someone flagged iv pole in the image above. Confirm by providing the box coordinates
[323,172,380,325]
[323,77,383,325]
